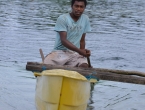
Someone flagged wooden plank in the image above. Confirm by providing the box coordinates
[26,62,145,85]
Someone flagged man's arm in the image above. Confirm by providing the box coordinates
[80,33,91,56]
[59,31,89,57]
[80,33,86,49]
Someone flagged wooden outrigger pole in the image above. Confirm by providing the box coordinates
[26,62,145,85]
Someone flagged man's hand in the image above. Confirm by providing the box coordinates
[78,49,91,57]
[85,49,91,56]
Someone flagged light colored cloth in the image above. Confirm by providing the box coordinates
[44,50,88,67]
[53,13,91,50]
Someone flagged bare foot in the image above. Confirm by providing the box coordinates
[78,63,89,68]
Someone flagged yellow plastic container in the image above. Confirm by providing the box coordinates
[34,69,90,110]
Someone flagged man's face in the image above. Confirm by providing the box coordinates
[71,1,85,17]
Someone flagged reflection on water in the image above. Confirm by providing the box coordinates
[0,0,145,110]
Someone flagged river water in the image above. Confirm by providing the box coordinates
[0,0,145,110]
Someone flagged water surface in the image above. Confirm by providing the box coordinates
[0,0,145,110]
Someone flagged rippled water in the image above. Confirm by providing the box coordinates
[0,0,145,110]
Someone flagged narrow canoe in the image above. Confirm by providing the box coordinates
[26,62,145,85]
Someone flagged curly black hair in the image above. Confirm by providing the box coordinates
[71,0,87,7]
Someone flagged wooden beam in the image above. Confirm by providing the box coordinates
[26,62,145,85]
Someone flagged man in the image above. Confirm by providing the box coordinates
[44,0,91,68]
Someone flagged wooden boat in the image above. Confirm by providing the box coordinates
[26,61,145,110]
[26,62,145,85]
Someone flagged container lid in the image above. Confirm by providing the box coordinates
[41,69,87,81]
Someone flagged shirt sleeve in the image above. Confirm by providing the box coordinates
[84,16,91,33]
[54,15,67,32]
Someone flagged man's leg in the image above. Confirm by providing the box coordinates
[78,63,89,68]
